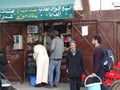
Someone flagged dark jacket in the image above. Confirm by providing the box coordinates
[0,53,8,74]
[93,45,104,73]
[66,48,84,78]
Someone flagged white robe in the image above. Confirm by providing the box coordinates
[33,44,49,84]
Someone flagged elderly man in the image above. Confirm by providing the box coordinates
[66,40,84,90]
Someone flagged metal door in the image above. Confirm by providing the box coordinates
[0,23,25,82]
[116,22,120,62]
[72,20,116,74]
[72,20,97,73]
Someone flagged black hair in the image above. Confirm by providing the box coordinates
[34,40,41,45]
[93,35,101,44]
[51,30,59,36]
[43,29,48,32]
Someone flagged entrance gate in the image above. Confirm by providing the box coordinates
[72,20,116,73]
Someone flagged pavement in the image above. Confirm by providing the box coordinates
[10,82,87,90]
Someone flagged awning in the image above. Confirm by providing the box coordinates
[0,0,75,21]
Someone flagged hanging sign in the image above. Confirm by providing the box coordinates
[0,0,75,21]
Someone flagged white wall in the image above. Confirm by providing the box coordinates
[74,0,83,10]
[89,0,120,11]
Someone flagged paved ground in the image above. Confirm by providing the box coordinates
[10,82,87,90]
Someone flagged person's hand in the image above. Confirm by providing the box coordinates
[66,69,68,73]
[91,73,96,77]
[8,61,11,64]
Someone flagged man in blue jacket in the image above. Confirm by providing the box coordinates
[66,40,84,90]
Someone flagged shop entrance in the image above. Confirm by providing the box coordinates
[25,22,72,82]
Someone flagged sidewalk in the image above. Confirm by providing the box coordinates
[11,82,87,90]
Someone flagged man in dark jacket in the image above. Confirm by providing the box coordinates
[91,35,109,90]
[66,40,84,90]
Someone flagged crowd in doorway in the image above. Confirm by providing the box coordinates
[26,30,65,88]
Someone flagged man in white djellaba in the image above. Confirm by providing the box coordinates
[33,41,49,85]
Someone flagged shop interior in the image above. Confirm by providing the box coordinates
[26,22,72,58]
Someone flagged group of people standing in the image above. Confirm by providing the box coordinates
[66,35,109,90]
[33,30,109,90]
[33,30,64,88]
[0,32,109,90]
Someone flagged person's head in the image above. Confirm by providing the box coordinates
[43,30,48,36]
[51,30,59,39]
[92,35,101,47]
[69,40,76,51]
[34,40,41,45]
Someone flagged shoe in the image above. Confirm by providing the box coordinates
[41,83,47,86]
[45,85,53,88]
[54,85,58,88]
[42,83,48,87]
[35,84,42,87]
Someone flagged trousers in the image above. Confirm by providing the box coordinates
[48,60,61,87]
[69,77,81,90]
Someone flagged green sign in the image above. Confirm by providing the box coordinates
[0,0,74,21]
[0,5,74,21]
